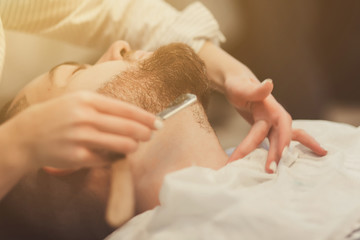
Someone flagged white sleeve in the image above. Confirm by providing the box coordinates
[0,0,225,52]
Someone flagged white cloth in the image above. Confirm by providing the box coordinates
[0,0,225,82]
[107,120,360,240]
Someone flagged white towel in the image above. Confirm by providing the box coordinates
[107,120,360,240]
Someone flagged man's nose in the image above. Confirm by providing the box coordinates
[96,40,131,64]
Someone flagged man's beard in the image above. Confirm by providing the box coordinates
[97,43,211,114]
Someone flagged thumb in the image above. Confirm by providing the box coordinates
[246,79,273,102]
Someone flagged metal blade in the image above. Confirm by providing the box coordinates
[156,93,197,120]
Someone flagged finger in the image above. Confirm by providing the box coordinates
[235,109,254,124]
[77,92,159,130]
[236,79,273,103]
[246,79,273,102]
[265,131,280,173]
[76,146,128,168]
[273,114,292,162]
[92,149,126,162]
[76,148,115,168]
[42,167,78,176]
[85,150,123,167]
[228,120,270,162]
[92,113,152,142]
[81,131,140,155]
[44,148,112,170]
[292,129,327,156]
[228,79,272,107]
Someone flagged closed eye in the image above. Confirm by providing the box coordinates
[48,62,88,84]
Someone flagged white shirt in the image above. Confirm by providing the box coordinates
[0,0,225,82]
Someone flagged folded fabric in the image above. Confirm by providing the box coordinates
[107,120,360,240]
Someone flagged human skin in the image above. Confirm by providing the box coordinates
[9,41,152,107]
[198,42,327,172]
[128,103,228,213]
[0,41,159,200]
[0,40,327,202]
[0,41,327,240]
[11,40,327,175]
[0,101,227,240]
[0,41,228,239]
[4,40,326,201]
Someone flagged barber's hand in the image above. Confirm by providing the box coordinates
[198,41,326,173]
[5,91,161,171]
[225,76,327,173]
[199,42,326,173]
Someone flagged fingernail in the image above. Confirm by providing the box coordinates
[154,118,164,130]
[261,78,273,85]
[269,161,277,173]
[320,145,328,155]
[281,146,289,159]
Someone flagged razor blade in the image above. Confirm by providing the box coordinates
[157,93,197,120]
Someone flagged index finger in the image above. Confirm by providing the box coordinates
[82,92,159,130]
[228,120,270,162]
[292,129,327,156]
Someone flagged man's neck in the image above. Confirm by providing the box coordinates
[129,107,228,213]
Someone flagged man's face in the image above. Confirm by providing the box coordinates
[1,41,212,239]
[12,40,152,106]
[11,40,209,115]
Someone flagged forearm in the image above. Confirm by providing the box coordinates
[198,41,259,93]
[0,122,32,200]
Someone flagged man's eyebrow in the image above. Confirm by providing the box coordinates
[48,61,87,84]
[5,95,29,121]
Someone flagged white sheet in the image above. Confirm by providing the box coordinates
[107,120,360,240]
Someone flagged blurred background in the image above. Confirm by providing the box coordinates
[1,0,359,148]
[169,0,360,147]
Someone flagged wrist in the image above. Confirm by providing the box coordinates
[0,120,36,174]
[198,41,259,93]
[0,120,36,199]
[198,41,227,92]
